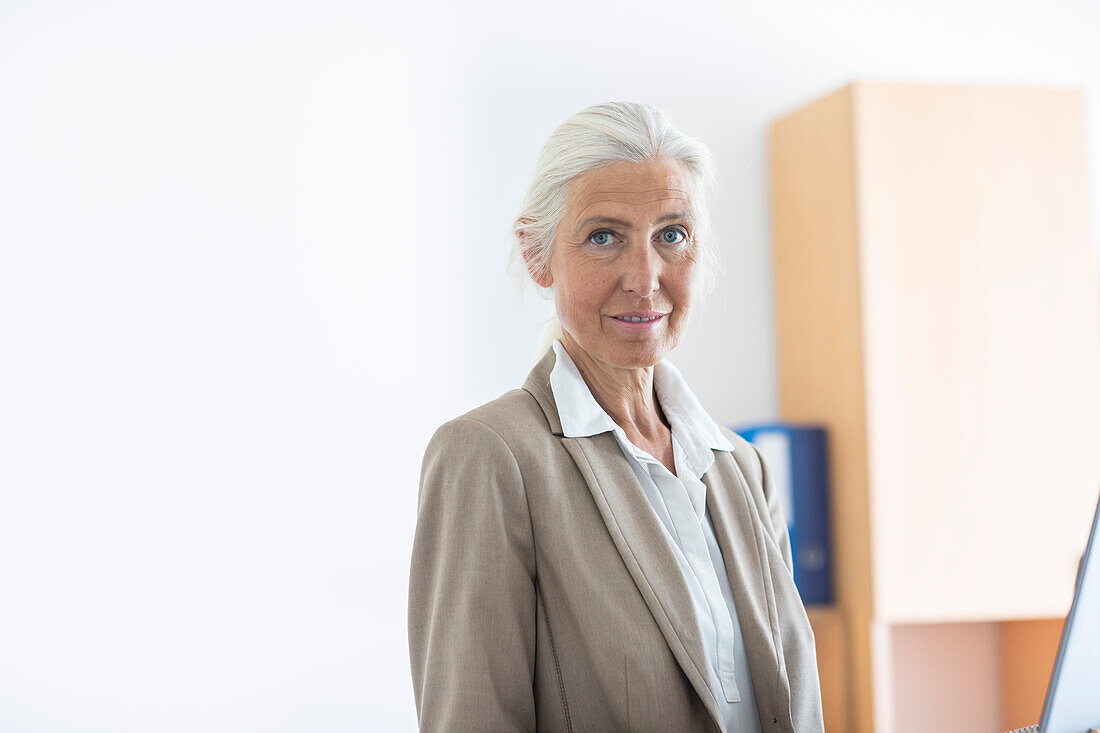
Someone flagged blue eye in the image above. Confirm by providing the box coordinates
[588,230,616,246]
[662,228,686,244]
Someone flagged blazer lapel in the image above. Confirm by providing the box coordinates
[704,450,784,730]
[560,434,727,733]
[522,348,726,732]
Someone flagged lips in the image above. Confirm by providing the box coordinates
[609,311,667,323]
[607,311,667,330]
[612,315,662,323]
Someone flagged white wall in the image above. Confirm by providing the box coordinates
[1,1,1097,730]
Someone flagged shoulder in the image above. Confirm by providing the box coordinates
[417,390,552,534]
[460,388,548,435]
[424,388,552,461]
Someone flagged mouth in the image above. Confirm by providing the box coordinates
[608,312,667,331]
[612,315,662,323]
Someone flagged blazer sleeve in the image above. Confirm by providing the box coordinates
[751,442,795,577]
[408,417,537,732]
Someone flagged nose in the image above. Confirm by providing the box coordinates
[621,241,661,298]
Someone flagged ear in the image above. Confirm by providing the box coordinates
[518,226,553,288]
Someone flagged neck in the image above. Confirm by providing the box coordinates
[559,334,670,440]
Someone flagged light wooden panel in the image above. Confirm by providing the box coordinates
[852,82,1100,622]
[770,85,876,733]
[1000,618,1064,731]
[807,606,848,733]
[771,81,1099,733]
[890,622,1001,733]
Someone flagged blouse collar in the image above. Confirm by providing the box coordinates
[548,339,734,479]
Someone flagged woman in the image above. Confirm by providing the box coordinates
[408,102,825,733]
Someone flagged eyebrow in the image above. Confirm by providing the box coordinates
[574,211,695,232]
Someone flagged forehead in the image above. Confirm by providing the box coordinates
[565,159,696,221]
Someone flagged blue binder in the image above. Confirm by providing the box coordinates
[733,423,834,605]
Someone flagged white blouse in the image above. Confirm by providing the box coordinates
[549,339,764,733]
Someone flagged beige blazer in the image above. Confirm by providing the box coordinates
[408,347,825,733]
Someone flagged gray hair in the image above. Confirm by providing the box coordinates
[509,102,722,354]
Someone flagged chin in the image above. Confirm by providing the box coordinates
[611,340,670,368]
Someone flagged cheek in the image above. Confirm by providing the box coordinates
[563,271,615,309]
[555,283,596,322]
[563,290,602,321]
[667,267,696,303]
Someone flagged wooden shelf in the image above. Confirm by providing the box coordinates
[806,605,848,733]
[771,81,1100,732]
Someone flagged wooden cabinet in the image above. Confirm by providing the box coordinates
[770,82,1100,733]
[806,605,848,733]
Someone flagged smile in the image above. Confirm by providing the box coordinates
[612,315,662,323]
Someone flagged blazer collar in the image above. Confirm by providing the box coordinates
[520,346,784,733]
[706,451,788,732]
[521,346,564,435]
